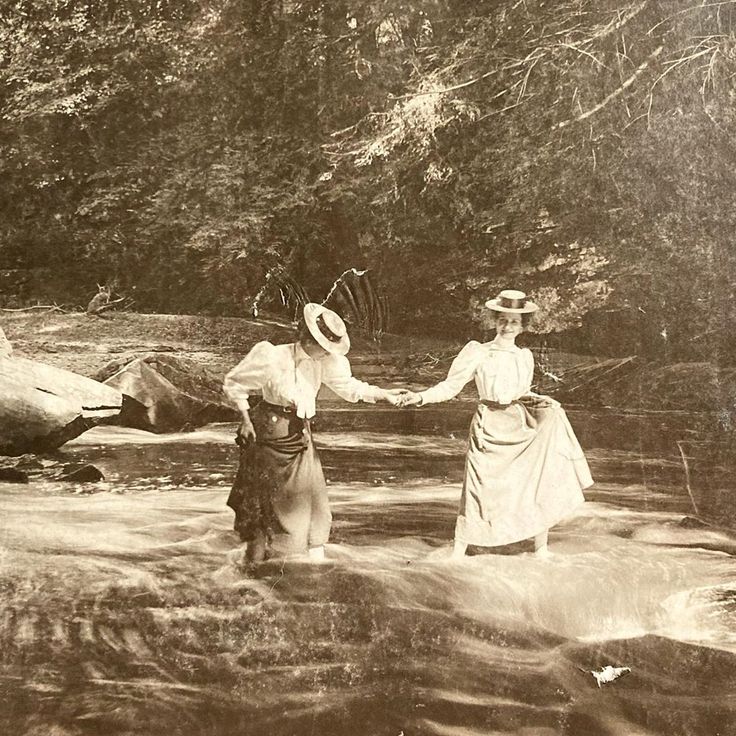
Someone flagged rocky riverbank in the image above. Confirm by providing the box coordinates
[0,309,456,398]
[3,309,734,421]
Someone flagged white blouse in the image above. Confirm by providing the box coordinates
[419,339,534,405]
[223,341,382,419]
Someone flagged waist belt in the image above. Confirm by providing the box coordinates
[259,400,297,416]
[257,400,313,428]
[480,399,514,410]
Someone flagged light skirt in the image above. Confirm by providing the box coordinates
[454,399,592,547]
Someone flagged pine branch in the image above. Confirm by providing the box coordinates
[555,45,663,129]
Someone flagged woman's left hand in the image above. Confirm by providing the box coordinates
[397,391,422,408]
[382,388,410,406]
[524,393,560,409]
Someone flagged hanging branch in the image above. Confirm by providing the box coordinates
[588,0,649,43]
[647,1,736,36]
[555,44,663,129]
[559,42,608,69]
[650,42,714,90]
[388,69,499,101]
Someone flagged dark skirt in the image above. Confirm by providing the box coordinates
[227,412,331,554]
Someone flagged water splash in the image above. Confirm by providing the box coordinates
[2,424,736,735]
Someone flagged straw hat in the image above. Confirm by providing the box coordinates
[303,303,350,355]
[485,289,538,314]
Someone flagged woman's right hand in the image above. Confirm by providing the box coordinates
[398,391,422,408]
[237,417,257,445]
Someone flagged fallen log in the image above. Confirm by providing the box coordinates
[0,356,123,456]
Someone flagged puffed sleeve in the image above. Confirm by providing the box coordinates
[321,354,383,403]
[223,341,275,405]
[418,341,484,405]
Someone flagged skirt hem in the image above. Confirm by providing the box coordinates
[454,498,586,548]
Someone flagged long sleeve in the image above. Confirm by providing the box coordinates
[321,354,382,404]
[419,341,483,405]
[520,348,534,395]
[223,341,275,405]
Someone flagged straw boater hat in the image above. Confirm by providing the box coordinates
[303,303,350,356]
[485,289,538,314]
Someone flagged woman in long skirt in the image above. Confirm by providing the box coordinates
[224,302,403,563]
[401,290,593,558]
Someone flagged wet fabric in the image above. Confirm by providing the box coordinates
[455,397,592,546]
[223,341,387,555]
[226,416,331,554]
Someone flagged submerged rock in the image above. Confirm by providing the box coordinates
[0,467,29,483]
[678,516,709,529]
[59,464,105,483]
[97,353,238,433]
[0,456,106,485]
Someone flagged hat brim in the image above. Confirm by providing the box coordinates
[303,303,350,356]
[484,299,538,314]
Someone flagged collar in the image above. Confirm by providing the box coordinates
[489,337,520,352]
[293,342,312,364]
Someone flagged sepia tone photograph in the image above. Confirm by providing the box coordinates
[1,1,735,734]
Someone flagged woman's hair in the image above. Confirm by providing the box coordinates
[297,320,312,343]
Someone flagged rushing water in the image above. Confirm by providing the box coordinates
[1,419,736,736]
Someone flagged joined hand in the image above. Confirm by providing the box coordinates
[396,390,422,408]
[381,389,421,408]
[382,388,409,407]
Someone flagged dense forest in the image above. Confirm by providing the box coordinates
[1,0,735,360]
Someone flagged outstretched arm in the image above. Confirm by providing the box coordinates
[406,342,483,407]
[321,354,405,405]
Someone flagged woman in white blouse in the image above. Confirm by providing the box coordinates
[401,290,593,559]
[224,302,403,563]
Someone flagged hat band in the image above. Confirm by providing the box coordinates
[499,295,526,310]
[316,314,343,343]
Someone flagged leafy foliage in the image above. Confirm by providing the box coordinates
[1,1,736,361]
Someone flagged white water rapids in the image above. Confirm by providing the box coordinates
[1,422,735,735]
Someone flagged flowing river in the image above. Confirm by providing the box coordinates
[1,417,735,735]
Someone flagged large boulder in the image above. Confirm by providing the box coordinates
[0,355,123,456]
[98,353,238,432]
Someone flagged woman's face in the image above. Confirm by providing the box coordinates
[299,332,330,360]
[494,313,523,340]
